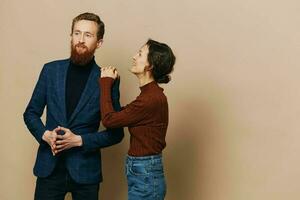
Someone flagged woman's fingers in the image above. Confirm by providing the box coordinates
[101,66,118,79]
[101,66,116,71]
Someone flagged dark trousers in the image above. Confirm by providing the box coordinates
[34,161,100,200]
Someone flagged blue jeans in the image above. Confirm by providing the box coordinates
[126,154,166,200]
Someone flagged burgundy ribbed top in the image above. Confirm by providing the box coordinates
[100,77,168,156]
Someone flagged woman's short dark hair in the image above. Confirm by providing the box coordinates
[71,12,105,40]
[146,39,176,84]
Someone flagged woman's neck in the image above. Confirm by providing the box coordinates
[137,74,155,87]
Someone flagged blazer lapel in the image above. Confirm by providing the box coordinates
[56,59,69,126]
[68,63,99,124]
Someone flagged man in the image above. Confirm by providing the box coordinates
[23,12,124,200]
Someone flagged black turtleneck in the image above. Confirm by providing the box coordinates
[66,59,94,120]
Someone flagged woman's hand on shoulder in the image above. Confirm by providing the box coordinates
[101,66,118,79]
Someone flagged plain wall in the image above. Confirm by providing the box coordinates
[1,0,300,199]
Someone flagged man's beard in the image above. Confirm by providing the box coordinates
[70,42,96,65]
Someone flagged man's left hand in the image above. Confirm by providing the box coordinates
[53,126,83,155]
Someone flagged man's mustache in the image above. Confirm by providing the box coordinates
[75,43,88,49]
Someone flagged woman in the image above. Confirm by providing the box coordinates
[99,39,175,200]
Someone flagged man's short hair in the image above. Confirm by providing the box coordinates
[71,12,105,40]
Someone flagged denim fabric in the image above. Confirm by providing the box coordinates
[126,154,166,200]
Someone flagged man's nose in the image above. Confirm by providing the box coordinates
[79,33,85,43]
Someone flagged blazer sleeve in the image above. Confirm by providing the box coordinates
[23,65,48,144]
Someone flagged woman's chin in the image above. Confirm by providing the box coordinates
[129,67,135,73]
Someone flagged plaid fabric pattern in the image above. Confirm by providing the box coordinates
[24,59,124,184]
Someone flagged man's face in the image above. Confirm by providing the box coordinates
[70,20,102,65]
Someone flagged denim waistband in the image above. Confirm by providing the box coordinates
[126,154,163,165]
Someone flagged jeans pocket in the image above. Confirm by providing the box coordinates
[127,168,152,199]
[150,163,164,176]
[129,164,149,176]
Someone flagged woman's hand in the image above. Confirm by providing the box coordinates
[101,66,118,79]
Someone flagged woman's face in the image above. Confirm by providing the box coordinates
[131,45,150,75]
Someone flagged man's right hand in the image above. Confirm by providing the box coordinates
[42,128,59,155]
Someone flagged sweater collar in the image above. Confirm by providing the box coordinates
[70,57,95,70]
[140,81,162,92]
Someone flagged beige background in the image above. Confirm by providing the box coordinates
[1,0,300,199]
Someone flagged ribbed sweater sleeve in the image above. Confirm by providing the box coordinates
[100,77,153,128]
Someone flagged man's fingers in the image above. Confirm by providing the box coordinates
[50,143,55,149]
[50,136,57,140]
[54,149,60,154]
[54,145,69,154]
[53,127,61,132]
[49,138,56,145]
[58,127,69,132]
[50,144,56,156]
[55,144,66,150]
[55,140,65,145]
[56,135,64,140]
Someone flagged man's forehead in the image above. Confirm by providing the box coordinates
[73,20,98,30]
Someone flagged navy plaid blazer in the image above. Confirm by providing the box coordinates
[23,58,124,184]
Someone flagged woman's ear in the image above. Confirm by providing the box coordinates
[145,65,153,72]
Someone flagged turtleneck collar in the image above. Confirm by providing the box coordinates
[140,81,162,92]
[70,57,95,70]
